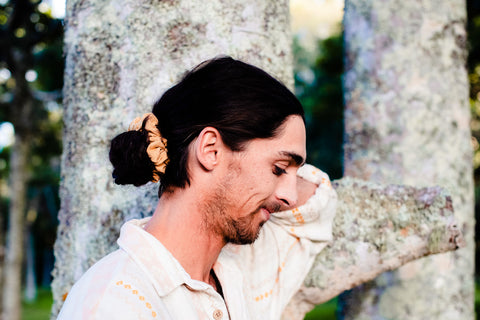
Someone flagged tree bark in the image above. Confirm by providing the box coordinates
[282,178,463,320]
[52,0,293,316]
[341,0,473,319]
[2,133,29,320]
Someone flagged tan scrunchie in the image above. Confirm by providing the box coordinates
[128,113,169,183]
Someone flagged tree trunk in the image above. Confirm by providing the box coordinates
[51,0,293,316]
[2,133,30,320]
[341,0,473,319]
[24,196,40,303]
[0,187,4,316]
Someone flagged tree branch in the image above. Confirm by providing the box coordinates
[282,177,463,320]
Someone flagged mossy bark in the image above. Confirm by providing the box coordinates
[340,0,473,319]
[283,179,463,320]
[51,0,293,317]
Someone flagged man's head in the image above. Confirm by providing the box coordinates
[151,57,305,194]
[110,56,307,243]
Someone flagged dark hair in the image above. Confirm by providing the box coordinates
[110,57,305,195]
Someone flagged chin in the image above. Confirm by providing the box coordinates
[226,225,262,245]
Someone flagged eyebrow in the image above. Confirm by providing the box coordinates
[279,151,305,166]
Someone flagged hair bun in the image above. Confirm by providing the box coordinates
[109,130,156,186]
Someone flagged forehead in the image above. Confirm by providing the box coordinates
[243,115,306,162]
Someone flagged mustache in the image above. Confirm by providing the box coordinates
[262,203,282,214]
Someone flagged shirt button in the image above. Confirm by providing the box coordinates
[213,309,223,320]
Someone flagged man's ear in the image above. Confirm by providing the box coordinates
[194,127,225,171]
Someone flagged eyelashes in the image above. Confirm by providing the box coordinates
[273,166,287,176]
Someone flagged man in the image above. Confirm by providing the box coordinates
[58,57,337,319]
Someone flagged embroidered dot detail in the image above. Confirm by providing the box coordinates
[255,237,301,302]
[115,281,156,317]
[291,208,305,224]
[213,309,223,320]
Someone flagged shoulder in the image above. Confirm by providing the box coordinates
[58,249,164,319]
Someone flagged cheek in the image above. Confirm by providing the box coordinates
[244,174,277,199]
[232,164,278,207]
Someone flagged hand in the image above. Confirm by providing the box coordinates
[296,176,318,208]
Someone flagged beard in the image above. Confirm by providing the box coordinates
[201,186,262,245]
[225,208,265,244]
[200,171,280,245]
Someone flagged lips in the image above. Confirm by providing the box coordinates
[261,207,271,221]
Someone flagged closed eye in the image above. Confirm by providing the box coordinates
[273,166,287,176]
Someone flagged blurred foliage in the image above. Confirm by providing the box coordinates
[0,0,64,293]
[467,0,480,280]
[294,31,343,320]
[293,33,344,180]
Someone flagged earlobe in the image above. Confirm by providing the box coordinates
[195,127,222,171]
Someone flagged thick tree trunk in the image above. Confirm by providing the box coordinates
[51,0,293,316]
[341,1,474,319]
[2,133,30,320]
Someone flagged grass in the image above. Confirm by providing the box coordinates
[22,288,52,320]
[304,298,337,320]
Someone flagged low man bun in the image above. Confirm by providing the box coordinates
[109,130,156,187]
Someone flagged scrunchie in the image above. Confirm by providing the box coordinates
[128,113,169,183]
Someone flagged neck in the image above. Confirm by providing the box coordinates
[144,187,225,284]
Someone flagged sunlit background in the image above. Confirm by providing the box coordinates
[1,0,480,319]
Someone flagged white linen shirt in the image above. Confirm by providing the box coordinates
[58,164,337,320]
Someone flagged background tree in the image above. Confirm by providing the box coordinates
[51,0,294,316]
[0,0,63,319]
[339,0,474,319]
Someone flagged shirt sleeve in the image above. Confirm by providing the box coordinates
[269,163,337,244]
[225,164,337,319]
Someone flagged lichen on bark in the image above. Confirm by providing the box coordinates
[282,178,463,320]
[341,0,473,319]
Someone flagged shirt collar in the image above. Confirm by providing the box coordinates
[117,217,210,297]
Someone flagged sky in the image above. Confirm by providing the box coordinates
[47,0,65,19]
[290,0,343,48]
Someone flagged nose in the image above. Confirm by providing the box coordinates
[275,174,298,209]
